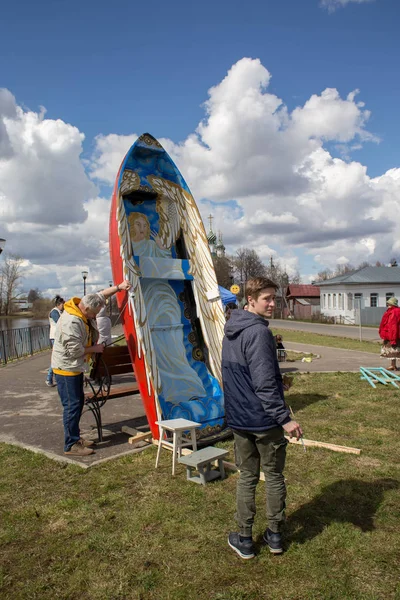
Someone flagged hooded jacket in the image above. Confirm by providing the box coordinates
[222,310,291,431]
[51,297,98,375]
[379,305,400,345]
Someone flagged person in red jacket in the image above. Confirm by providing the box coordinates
[379,297,400,370]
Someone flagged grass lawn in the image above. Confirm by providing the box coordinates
[271,329,380,354]
[1,373,399,600]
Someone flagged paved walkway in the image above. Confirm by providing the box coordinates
[270,318,380,342]
[0,351,149,468]
[0,342,384,466]
[282,342,382,373]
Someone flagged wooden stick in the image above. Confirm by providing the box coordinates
[127,431,152,445]
[286,436,361,455]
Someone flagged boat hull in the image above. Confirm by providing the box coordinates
[109,133,226,440]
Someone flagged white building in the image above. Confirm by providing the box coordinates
[319,266,400,325]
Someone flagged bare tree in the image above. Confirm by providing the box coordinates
[213,255,234,289]
[233,248,267,291]
[0,254,24,315]
[28,288,42,303]
[314,268,333,282]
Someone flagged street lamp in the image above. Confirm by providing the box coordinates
[81,270,88,296]
[0,238,6,255]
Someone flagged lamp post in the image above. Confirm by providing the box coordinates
[0,238,6,255]
[81,270,88,296]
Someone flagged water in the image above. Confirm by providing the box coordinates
[0,317,48,331]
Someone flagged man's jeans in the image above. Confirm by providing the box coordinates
[55,373,84,452]
[46,340,54,384]
[233,427,288,537]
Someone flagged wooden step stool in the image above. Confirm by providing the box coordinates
[155,418,201,476]
[179,446,229,485]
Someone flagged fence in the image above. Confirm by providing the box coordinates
[0,325,51,365]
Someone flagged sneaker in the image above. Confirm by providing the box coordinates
[263,528,283,554]
[45,380,56,387]
[228,532,255,559]
[79,438,95,448]
[64,442,95,456]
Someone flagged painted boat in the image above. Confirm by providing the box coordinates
[109,133,226,441]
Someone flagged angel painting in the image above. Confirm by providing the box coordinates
[129,212,171,259]
[128,206,208,409]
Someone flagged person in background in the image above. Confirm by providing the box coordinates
[222,277,302,559]
[275,334,286,363]
[46,295,65,387]
[52,280,131,456]
[225,301,238,321]
[96,301,112,345]
[379,297,400,371]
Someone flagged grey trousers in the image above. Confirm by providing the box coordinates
[233,427,288,537]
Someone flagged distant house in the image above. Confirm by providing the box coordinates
[285,284,320,320]
[12,298,33,312]
[319,266,400,325]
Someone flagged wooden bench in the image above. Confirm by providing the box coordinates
[84,344,140,442]
[178,446,229,485]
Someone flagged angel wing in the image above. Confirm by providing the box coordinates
[120,170,140,196]
[148,176,225,384]
[116,190,162,411]
[155,192,181,249]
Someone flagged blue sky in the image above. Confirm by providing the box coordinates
[1,0,399,295]
[2,0,398,170]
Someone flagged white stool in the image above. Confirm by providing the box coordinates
[155,418,201,476]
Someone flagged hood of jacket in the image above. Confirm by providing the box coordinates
[224,309,269,340]
[64,297,87,323]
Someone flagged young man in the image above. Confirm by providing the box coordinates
[52,280,131,456]
[222,277,303,559]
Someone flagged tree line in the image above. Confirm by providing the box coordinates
[314,259,398,282]
[0,254,53,317]
[213,248,301,317]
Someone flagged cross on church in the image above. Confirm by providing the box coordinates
[208,214,213,231]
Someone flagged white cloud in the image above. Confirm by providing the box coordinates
[320,0,375,13]
[87,58,400,273]
[2,55,400,295]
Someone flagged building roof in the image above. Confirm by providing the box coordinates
[287,284,320,298]
[318,266,400,286]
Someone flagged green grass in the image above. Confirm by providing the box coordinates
[271,328,381,354]
[1,373,400,600]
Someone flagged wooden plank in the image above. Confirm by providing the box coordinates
[286,436,361,455]
[127,431,153,445]
[85,382,139,401]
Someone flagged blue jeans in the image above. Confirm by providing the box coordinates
[47,340,54,383]
[55,373,85,451]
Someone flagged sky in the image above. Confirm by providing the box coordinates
[1,0,400,298]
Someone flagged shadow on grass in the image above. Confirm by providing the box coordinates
[285,478,399,545]
[285,392,329,411]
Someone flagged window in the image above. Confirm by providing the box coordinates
[328,294,332,309]
[338,293,343,310]
[348,293,353,310]
[386,292,394,303]
[370,293,378,308]
[354,293,363,309]
[333,294,337,309]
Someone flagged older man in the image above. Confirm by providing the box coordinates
[52,280,131,456]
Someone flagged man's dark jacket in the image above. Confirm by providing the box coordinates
[222,310,291,431]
